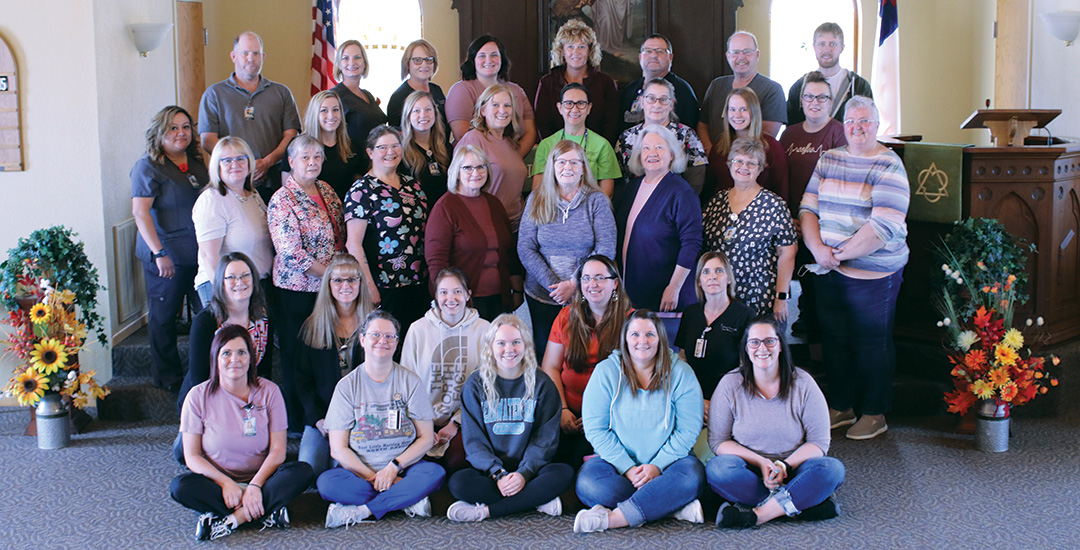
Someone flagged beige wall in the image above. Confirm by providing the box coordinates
[737,0,996,145]
[422,0,461,92]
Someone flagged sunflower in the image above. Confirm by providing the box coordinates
[988,367,1010,388]
[13,369,48,406]
[28,303,51,323]
[1002,328,1024,350]
[994,344,1018,367]
[972,379,994,400]
[29,338,68,375]
[999,381,1019,402]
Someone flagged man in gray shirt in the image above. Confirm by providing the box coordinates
[698,31,787,149]
[199,32,300,197]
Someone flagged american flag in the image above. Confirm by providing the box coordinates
[311,0,337,96]
[872,0,901,135]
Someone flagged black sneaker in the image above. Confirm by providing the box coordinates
[195,513,216,541]
[261,507,291,530]
[716,502,758,529]
[208,517,234,540]
[798,497,840,521]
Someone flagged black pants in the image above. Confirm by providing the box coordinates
[472,294,509,322]
[448,463,574,518]
[553,429,594,469]
[525,295,563,363]
[275,287,317,433]
[170,461,313,517]
[378,284,431,334]
[143,260,201,389]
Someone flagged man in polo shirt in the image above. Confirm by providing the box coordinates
[698,31,787,149]
[618,34,699,134]
[199,32,300,200]
[785,22,873,126]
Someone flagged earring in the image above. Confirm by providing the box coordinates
[610,291,619,303]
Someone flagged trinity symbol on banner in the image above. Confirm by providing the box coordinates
[915,162,949,203]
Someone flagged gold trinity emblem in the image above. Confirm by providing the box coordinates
[915,162,949,203]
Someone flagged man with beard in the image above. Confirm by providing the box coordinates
[785,23,873,126]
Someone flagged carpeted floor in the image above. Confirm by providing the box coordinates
[2,340,1078,549]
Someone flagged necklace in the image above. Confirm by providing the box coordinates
[227,186,251,203]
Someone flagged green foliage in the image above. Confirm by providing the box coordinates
[933,218,1035,322]
[0,226,108,347]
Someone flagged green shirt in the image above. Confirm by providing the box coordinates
[532,129,622,180]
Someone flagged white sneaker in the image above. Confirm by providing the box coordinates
[573,504,611,533]
[403,496,432,518]
[536,496,562,517]
[446,501,489,522]
[325,503,371,528]
[673,499,704,523]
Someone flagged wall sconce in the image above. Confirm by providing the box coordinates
[1038,11,1080,46]
[128,23,174,57]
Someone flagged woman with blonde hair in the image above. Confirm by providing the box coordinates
[400,90,452,204]
[455,83,529,228]
[445,313,573,522]
[296,253,375,478]
[534,19,620,142]
[387,39,447,128]
[329,39,387,175]
[519,140,616,359]
[300,90,361,201]
[704,87,788,203]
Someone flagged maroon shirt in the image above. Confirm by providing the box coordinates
[779,119,846,213]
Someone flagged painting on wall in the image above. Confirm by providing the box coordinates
[544,0,652,86]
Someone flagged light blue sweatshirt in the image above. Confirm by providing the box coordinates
[582,350,703,474]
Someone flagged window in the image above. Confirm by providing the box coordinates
[336,0,423,105]
[768,0,859,93]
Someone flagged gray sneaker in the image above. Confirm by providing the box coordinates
[447,501,489,522]
[325,503,371,528]
[673,499,704,523]
[403,496,432,518]
[573,505,611,533]
[829,408,856,429]
[846,414,888,440]
[536,496,562,517]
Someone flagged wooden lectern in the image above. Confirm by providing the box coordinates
[961,109,1062,147]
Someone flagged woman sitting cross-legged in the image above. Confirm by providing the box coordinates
[445,314,574,522]
[170,325,313,541]
[573,309,706,533]
[707,317,845,528]
[317,310,446,527]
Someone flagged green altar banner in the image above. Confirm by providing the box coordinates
[902,142,967,224]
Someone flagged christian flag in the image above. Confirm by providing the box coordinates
[872,0,901,135]
[311,0,338,97]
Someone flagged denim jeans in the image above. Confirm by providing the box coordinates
[316,461,445,519]
[814,269,903,415]
[575,455,704,527]
[298,425,334,481]
[705,454,845,514]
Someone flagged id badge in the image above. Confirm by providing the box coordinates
[243,414,257,437]
[694,338,707,358]
[723,226,738,243]
[428,161,442,176]
[387,409,400,430]
[244,105,255,120]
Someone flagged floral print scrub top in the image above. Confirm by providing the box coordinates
[703,188,796,316]
[344,173,429,288]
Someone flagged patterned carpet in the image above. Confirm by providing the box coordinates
[2,339,1078,549]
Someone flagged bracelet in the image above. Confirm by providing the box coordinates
[773,459,791,476]
[248,484,262,490]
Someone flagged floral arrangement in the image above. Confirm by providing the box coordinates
[935,224,1059,416]
[3,281,108,408]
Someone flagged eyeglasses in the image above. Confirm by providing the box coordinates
[747,337,780,348]
[410,56,435,65]
[223,273,253,284]
[460,164,488,173]
[330,277,359,285]
[373,143,402,152]
[728,48,758,57]
[640,47,670,56]
[642,95,673,106]
[220,155,249,166]
[843,118,878,127]
[559,100,590,110]
[801,94,832,104]
[554,159,584,169]
[365,332,399,343]
[728,159,761,169]
[580,275,616,283]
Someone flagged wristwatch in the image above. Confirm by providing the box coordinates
[390,458,403,471]
[776,291,789,300]
[491,468,509,482]
[152,249,168,259]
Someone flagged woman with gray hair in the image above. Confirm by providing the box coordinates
[799,95,909,441]
[614,124,702,339]
[534,19,620,142]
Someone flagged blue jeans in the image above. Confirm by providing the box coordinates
[815,269,903,415]
[316,461,445,519]
[298,426,334,481]
[575,455,704,527]
[706,455,845,514]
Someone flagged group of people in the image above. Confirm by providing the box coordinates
[131,19,909,541]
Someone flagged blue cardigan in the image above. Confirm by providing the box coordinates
[615,172,702,311]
